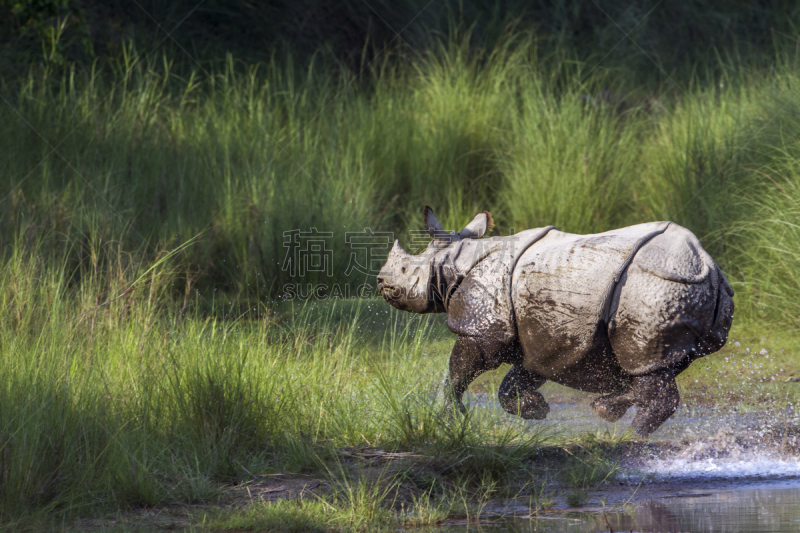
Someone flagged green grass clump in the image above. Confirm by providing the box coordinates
[0,236,552,525]
[212,498,335,533]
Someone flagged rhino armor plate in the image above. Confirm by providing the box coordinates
[377,210,734,437]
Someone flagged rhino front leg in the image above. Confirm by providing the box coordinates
[591,378,637,423]
[629,368,680,438]
[445,336,506,416]
[498,365,549,420]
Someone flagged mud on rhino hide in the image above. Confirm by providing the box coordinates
[376,207,734,437]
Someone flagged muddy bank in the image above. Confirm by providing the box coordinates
[67,405,800,532]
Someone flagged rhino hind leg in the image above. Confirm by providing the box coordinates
[629,368,680,438]
[498,365,549,420]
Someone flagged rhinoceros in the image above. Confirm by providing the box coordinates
[376,207,734,437]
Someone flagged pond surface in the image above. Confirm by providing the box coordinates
[466,390,796,441]
[439,480,800,532]
[542,400,800,479]
[451,394,800,532]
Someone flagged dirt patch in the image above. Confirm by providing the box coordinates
[227,473,328,504]
[64,432,800,531]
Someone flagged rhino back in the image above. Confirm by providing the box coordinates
[510,222,669,387]
[609,224,733,375]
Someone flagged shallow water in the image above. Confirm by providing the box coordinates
[438,480,800,532]
[543,400,800,480]
[453,394,800,531]
[468,392,800,480]
[466,391,791,440]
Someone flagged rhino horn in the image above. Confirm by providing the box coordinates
[389,239,410,258]
[458,211,494,239]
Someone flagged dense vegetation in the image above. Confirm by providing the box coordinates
[2,1,800,527]
[4,35,800,323]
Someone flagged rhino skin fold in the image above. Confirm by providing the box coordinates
[376,207,733,438]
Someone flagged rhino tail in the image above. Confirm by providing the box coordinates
[700,263,734,356]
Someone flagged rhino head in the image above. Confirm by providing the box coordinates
[376,206,493,313]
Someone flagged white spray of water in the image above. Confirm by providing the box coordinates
[639,427,800,480]
[645,456,800,480]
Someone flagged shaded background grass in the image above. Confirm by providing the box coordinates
[3,32,800,323]
[2,1,800,525]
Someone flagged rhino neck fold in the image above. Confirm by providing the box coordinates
[504,226,557,327]
[432,226,557,315]
[431,241,468,312]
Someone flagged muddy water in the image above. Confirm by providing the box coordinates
[465,392,794,441]
[452,394,800,531]
[439,481,800,532]
[542,400,800,478]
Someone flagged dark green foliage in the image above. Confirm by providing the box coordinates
[2,1,798,79]
[0,0,92,66]
[3,33,800,323]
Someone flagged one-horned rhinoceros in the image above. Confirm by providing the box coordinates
[376,207,734,437]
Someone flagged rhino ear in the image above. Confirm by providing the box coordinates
[423,205,445,238]
[458,211,494,239]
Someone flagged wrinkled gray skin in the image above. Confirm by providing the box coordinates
[376,207,734,437]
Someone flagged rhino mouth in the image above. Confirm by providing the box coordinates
[379,285,404,302]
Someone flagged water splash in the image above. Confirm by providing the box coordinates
[638,426,800,481]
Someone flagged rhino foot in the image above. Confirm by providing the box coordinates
[443,399,468,420]
[502,390,550,420]
[629,368,680,438]
[591,393,634,423]
[498,365,548,420]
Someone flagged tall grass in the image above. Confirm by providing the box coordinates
[4,35,800,322]
[0,235,551,522]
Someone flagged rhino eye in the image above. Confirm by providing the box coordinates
[401,267,407,274]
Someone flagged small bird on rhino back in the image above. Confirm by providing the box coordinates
[376,206,734,437]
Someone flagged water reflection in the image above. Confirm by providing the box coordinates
[438,482,800,533]
[465,392,782,443]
